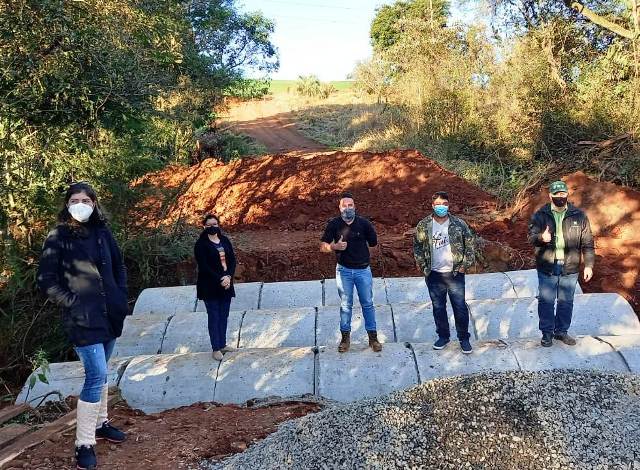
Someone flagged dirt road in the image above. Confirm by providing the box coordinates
[223,98,326,153]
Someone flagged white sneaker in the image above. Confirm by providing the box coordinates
[212,350,224,361]
[221,345,236,353]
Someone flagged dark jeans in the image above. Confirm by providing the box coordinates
[537,265,579,334]
[426,271,470,341]
[75,339,116,403]
[204,298,232,351]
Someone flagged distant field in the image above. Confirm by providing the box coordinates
[269,80,354,94]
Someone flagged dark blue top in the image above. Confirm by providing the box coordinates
[321,215,378,269]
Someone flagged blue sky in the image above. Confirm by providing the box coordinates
[237,0,484,81]
[237,0,394,81]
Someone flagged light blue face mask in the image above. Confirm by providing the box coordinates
[341,207,356,222]
[433,204,449,217]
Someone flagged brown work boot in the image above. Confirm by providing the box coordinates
[367,330,383,352]
[554,333,577,346]
[338,331,350,353]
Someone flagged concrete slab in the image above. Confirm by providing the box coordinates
[316,304,394,346]
[571,293,640,336]
[16,358,129,406]
[119,353,218,414]
[213,348,314,404]
[465,272,516,300]
[111,314,171,358]
[195,282,263,312]
[239,308,316,348]
[470,297,540,340]
[598,335,640,373]
[133,286,196,315]
[161,311,243,354]
[384,277,429,304]
[471,294,640,341]
[317,342,418,402]
[323,277,387,306]
[393,302,455,343]
[511,336,629,372]
[259,280,323,309]
[504,269,583,297]
[412,340,519,381]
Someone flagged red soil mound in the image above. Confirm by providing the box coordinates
[135,149,497,232]
[133,150,522,280]
[133,151,638,313]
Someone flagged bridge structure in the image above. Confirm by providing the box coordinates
[18,270,640,414]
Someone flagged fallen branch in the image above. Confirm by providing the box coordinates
[576,132,632,148]
[0,404,30,426]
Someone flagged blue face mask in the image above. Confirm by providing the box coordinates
[341,207,356,222]
[433,204,449,217]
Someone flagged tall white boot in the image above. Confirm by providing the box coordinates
[75,399,100,469]
[96,384,109,428]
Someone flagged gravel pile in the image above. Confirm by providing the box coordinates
[199,370,640,470]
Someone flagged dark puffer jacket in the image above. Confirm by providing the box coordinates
[528,203,595,275]
[37,224,129,346]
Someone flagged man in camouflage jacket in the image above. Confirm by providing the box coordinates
[413,191,477,353]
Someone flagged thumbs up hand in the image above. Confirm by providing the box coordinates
[541,225,552,243]
[333,235,348,251]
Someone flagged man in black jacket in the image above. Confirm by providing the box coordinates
[320,192,382,353]
[528,181,595,347]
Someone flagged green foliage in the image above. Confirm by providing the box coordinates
[370,0,450,51]
[352,59,393,103]
[269,80,353,94]
[295,75,337,99]
[347,3,639,198]
[225,78,271,100]
[0,0,278,391]
[28,350,50,390]
[121,223,201,293]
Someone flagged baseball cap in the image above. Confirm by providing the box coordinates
[549,181,568,194]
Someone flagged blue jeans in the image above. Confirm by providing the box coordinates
[204,298,231,351]
[537,266,579,334]
[426,271,470,341]
[336,264,377,332]
[75,339,116,403]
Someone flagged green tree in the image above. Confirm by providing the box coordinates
[0,0,278,389]
[370,0,450,51]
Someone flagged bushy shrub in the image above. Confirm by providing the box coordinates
[296,75,336,99]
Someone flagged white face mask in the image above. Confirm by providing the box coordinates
[68,202,94,223]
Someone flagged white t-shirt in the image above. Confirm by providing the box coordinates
[431,219,454,273]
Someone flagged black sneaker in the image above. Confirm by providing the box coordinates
[75,445,97,470]
[96,421,126,443]
[541,333,553,347]
[433,337,450,350]
[460,339,473,354]
[554,333,577,346]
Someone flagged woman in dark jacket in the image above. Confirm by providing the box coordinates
[37,182,128,470]
[194,214,237,361]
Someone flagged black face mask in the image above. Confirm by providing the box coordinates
[551,197,567,208]
[205,226,221,236]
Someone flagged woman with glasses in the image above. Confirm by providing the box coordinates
[37,182,128,470]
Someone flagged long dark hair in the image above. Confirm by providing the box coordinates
[58,182,107,227]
